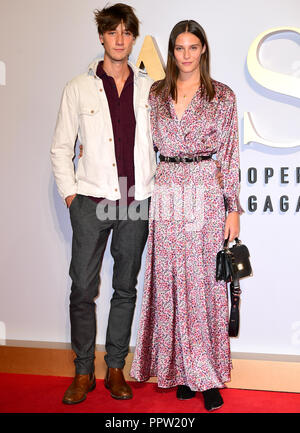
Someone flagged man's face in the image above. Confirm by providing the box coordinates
[100,21,135,62]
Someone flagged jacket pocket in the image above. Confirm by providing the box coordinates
[79,105,100,116]
[78,104,101,140]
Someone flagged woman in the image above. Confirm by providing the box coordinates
[130,20,244,411]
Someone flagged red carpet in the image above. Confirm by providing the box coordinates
[0,373,299,413]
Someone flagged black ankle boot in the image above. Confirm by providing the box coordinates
[176,385,196,400]
[202,388,223,411]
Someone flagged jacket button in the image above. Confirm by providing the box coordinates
[112,163,116,167]
[109,138,112,142]
[99,89,103,92]
[145,104,148,108]
[91,110,94,114]
[115,188,118,192]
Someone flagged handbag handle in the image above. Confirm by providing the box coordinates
[228,277,241,337]
[223,237,240,249]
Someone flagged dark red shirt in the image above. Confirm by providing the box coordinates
[89,61,136,205]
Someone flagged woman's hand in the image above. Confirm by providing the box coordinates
[214,160,223,188]
[224,211,240,242]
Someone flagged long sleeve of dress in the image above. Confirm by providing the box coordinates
[217,91,244,215]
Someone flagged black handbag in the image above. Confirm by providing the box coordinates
[216,237,253,337]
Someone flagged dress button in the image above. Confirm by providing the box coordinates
[91,110,94,114]
[99,89,103,92]
[109,138,112,142]
[145,104,148,108]
[112,163,116,167]
[115,188,118,192]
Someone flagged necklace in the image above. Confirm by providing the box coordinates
[179,83,200,101]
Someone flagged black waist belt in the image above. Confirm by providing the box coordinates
[159,154,213,163]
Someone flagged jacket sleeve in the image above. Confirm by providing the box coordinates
[217,91,244,215]
[50,81,79,202]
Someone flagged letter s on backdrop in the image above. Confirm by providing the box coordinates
[244,26,300,148]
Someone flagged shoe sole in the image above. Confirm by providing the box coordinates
[110,393,133,400]
[62,381,96,405]
[207,403,224,411]
[104,380,132,400]
[177,394,196,400]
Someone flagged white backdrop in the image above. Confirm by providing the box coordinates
[0,0,300,356]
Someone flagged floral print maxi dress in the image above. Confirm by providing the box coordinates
[130,80,244,392]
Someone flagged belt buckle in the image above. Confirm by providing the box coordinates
[174,156,181,164]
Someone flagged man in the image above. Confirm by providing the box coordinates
[51,3,156,404]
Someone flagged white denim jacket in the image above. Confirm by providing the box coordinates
[50,59,156,202]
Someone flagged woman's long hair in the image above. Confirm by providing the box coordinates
[154,20,215,102]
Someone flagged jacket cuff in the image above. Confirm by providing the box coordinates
[61,187,77,206]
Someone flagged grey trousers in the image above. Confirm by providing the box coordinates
[68,194,149,374]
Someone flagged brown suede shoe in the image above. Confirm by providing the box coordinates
[62,373,96,405]
[104,367,133,400]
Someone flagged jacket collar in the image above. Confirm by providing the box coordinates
[88,58,144,82]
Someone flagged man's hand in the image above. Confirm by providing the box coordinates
[65,194,77,208]
[224,211,240,242]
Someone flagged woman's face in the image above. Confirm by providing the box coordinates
[173,31,206,75]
